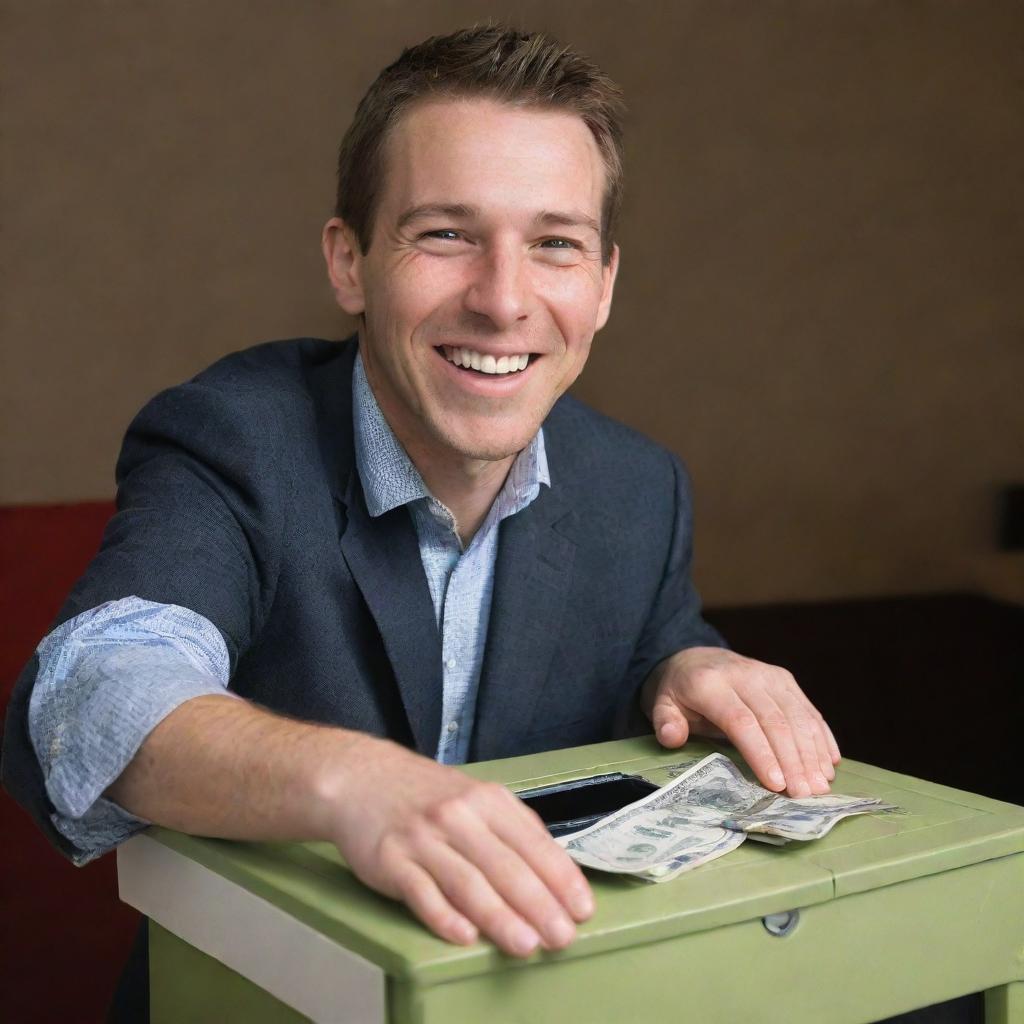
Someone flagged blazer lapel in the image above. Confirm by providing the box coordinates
[337,473,444,757]
[310,339,573,762]
[470,488,577,761]
[310,342,442,758]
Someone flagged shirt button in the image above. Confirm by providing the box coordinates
[445,658,457,669]
[447,720,459,734]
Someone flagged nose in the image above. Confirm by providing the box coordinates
[463,244,531,330]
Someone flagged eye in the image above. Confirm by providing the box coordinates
[536,237,585,264]
[421,229,462,241]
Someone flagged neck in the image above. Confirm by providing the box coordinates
[402,435,515,546]
[357,348,520,545]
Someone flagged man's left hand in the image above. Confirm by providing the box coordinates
[641,647,841,797]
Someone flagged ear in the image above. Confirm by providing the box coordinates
[594,243,619,332]
[321,217,366,315]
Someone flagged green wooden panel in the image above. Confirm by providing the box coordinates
[399,855,1024,1024]
[144,737,1024,992]
[150,921,308,1024]
[985,980,1024,1024]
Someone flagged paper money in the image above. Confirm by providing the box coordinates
[729,793,891,841]
[683,754,894,841]
[560,810,745,876]
[635,827,746,883]
[558,753,893,882]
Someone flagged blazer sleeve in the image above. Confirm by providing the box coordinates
[1,378,289,858]
[615,452,726,736]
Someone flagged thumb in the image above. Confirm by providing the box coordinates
[651,691,690,749]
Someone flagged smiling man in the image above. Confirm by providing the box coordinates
[323,96,616,544]
[2,24,839,1019]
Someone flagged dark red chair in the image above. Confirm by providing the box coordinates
[1,502,140,1024]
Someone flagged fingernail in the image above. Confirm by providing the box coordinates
[813,772,829,791]
[453,919,477,944]
[791,778,810,798]
[546,915,576,948]
[568,886,594,920]
[509,923,540,957]
[769,768,785,789]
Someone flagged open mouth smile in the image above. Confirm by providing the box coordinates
[439,345,534,376]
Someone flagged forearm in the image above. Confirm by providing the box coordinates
[106,690,595,960]
[104,693,380,845]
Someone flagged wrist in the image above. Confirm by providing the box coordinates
[306,728,390,845]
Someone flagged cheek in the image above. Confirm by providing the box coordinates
[567,335,594,372]
[542,272,606,349]
[390,255,470,325]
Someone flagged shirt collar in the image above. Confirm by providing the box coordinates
[352,348,549,520]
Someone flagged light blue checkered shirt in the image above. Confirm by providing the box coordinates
[352,354,549,762]
[28,349,549,864]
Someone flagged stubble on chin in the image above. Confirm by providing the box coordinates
[430,427,528,464]
[424,406,543,464]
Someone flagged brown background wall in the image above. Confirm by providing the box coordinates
[2,0,1021,607]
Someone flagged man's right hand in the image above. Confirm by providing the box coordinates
[106,696,592,958]
[324,734,594,957]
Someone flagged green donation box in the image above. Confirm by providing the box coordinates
[116,737,1024,1023]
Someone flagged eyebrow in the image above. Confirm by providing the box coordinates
[397,203,477,230]
[396,203,601,237]
[535,209,601,236]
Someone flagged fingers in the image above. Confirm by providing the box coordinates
[389,857,479,947]
[737,684,831,796]
[801,697,837,780]
[670,653,839,797]
[789,689,840,780]
[651,689,690,748]
[432,793,582,951]
[708,690,788,792]
[821,715,842,765]
[415,839,548,957]
[771,688,830,793]
[374,784,593,959]
[491,803,594,922]
[810,717,834,782]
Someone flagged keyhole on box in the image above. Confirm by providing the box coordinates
[762,910,800,937]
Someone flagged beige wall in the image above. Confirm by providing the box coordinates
[2,1,1021,606]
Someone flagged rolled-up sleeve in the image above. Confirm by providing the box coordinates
[28,595,234,865]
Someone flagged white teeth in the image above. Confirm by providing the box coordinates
[443,346,532,375]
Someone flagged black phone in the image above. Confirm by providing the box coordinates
[516,772,660,837]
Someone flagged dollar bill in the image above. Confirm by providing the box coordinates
[556,754,759,876]
[635,827,746,882]
[639,757,706,787]
[558,753,894,882]
[728,794,891,841]
[560,811,745,876]
[689,755,895,841]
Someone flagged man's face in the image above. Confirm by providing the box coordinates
[327,97,618,467]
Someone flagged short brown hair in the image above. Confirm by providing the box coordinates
[335,24,625,264]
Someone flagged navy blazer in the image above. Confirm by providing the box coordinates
[1,338,723,860]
